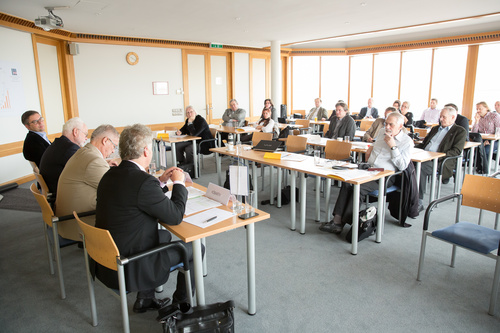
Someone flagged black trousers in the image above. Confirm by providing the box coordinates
[137,230,204,303]
[332,178,395,225]
[175,141,194,165]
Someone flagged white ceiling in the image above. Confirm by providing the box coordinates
[2,0,500,49]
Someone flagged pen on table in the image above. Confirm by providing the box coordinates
[203,216,217,223]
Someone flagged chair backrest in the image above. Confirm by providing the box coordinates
[461,174,500,213]
[29,161,39,173]
[164,126,177,132]
[286,135,308,153]
[30,183,54,227]
[414,128,428,138]
[74,212,120,271]
[323,123,330,136]
[294,110,305,117]
[252,132,273,146]
[325,140,352,160]
[360,120,373,131]
[209,127,217,139]
[34,172,50,198]
[295,119,310,128]
[328,110,334,119]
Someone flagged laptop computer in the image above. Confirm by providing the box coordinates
[252,140,283,152]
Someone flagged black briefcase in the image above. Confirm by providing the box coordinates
[158,301,235,333]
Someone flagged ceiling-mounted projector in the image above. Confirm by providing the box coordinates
[34,7,65,31]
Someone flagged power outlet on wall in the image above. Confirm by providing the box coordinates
[172,108,183,116]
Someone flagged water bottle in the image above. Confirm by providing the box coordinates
[228,133,234,146]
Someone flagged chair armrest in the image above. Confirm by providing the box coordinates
[55,210,96,222]
[490,171,500,178]
[119,240,190,271]
[384,170,404,194]
[422,193,461,231]
[198,138,217,149]
[438,154,462,175]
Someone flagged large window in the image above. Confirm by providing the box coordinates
[400,49,432,120]
[373,52,400,113]
[474,42,500,110]
[320,56,349,112]
[431,46,468,111]
[292,56,319,111]
[349,54,372,114]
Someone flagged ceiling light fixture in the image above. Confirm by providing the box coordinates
[34,6,66,31]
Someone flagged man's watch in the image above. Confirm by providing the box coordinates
[390,146,397,150]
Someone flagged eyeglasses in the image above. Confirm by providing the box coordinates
[107,137,118,150]
[29,117,44,125]
[79,128,88,138]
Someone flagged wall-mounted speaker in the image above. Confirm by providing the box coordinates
[68,43,79,55]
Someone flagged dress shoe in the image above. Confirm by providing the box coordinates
[133,297,171,313]
[319,221,343,234]
[442,177,450,184]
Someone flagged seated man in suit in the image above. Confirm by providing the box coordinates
[55,124,120,240]
[325,102,356,141]
[220,98,247,142]
[21,110,51,167]
[356,98,378,120]
[415,107,467,211]
[95,124,198,313]
[39,117,88,195]
[320,112,413,233]
[363,107,395,142]
[305,98,328,121]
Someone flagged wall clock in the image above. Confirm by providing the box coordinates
[126,52,139,65]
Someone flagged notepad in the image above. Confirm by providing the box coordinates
[263,152,281,160]
[157,133,169,139]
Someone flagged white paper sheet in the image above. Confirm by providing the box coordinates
[279,152,308,162]
[229,165,249,196]
[184,196,222,216]
[183,207,236,228]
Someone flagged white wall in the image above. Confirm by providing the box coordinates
[0,27,42,184]
[73,43,185,129]
[233,53,250,114]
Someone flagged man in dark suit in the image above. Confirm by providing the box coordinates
[325,102,356,140]
[356,98,379,119]
[39,117,88,195]
[416,107,467,211]
[95,124,198,313]
[21,110,51,167]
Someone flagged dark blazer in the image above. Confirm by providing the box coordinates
[23,131,51,167]
[95,160,188,291]
[416,124,467,179]
[455,114,470,141]
[326,115,356,140]
[179,115,215,154]
[39,136,80,194]
[358,107,379,119]
[388,162,419,225]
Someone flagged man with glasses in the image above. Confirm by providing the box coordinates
[55,124,120,241]
[320,112,413,234]
[39,117,88,196]
[21,110,51,167]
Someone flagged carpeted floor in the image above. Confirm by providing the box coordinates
[0,187,40,212]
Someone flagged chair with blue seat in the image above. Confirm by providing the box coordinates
[74,212,193,333]
[417,174,500,315]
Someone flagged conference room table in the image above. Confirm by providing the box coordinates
[298,134,448,205]
[210,146,394,255]
[211,125,257,147]
[153,135,201,178]
[161,182,270,315]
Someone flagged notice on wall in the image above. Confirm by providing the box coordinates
[0,60,26,118]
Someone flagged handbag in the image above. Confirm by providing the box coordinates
[345,206,377,243]
[158,300,235,333]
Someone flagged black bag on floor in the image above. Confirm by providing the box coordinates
[345,207,377,243]
[158,301,235,333]
[178,163,195,179]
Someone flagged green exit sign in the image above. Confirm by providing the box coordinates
[210,43,223,49]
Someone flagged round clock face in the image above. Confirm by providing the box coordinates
[126,52,139,65]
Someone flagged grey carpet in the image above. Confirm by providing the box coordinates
[0,187,40,212]
[1,160,499,332]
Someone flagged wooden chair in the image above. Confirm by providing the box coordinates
[33,171,53,202]
[414,128,428,139]
[325,140,352,161]
[417,174,500,315]
[28,160,39,173]
[293,110,306,118]
[251,131,273,146]
[322,123,330,137]
[30,183,83,300]
[359,119,373,131]
[295,119,311,134]
[74,213,193,333]
[285,135,308,153]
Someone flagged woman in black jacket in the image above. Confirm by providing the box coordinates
[175,106,214,165]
